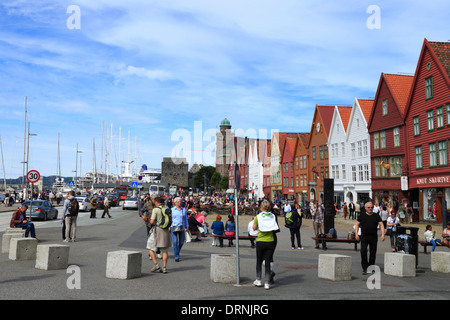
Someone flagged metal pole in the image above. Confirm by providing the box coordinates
[235,188,240,285]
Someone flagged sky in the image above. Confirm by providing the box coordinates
[0,0,450,180]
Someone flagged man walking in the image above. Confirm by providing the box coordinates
[349,201,355,220]
[355,202,385,275]
[90,194,98,218]
[63,190,79,242]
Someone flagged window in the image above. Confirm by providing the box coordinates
[437,107,444,128]
[297,175,300,187]
[415,146,423,170]
[358,165,364,181]
[319,146,323,160]
[382,99,388,116]
[320,167,324,181]
[393,127,400,147]
[312,147,316,160]
[429,143,437,167]
[363,140,368,156]
[357,141,362,157]
[374,158,381,177]
[427,110,434,131]
[296,157,299,169]
[380,131,386,149]
[352,166,357,182]
[374,132,379,150]
[364,164,369,181]
[380,157,388,177]
[325,167,329,179]
[390,156,402,177]
[438,140,448,166]
[324,145,328,159]
[303,155,307,168]
[341,142,345,156]
[413,116,420,136]
[447,104,450,126]
[351,143,356,158]
[425,77,433,99]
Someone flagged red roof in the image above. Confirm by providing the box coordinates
[356,99,374,123]
[337,106,352,131]
[317,105,335,135]
[428,41,450,79]
[383,74,414,116]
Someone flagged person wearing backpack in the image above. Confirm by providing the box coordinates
[63,190,79,242]
[285,203,303,250]
[146,196,172,273]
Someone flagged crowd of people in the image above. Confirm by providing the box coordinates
[7,190,450,289]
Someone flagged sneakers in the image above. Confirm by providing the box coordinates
[162,267,168,274]
[151,264,161,273]
[264,283,270,290]
[253,279,262,287]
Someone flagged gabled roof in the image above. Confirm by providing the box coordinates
[281,137,297,162]
[384,73,414,116]
[317,105,335,135]
[404,39,450,120]
[429,41,450,79]
[273,132,297,156]
[356,99,374,123]
[293,133,310,158]
[367,72,414,130]
[337,106,352,131]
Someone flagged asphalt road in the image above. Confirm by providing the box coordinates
[0,206,449,311]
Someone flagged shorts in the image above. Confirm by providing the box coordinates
[146,231,169,252]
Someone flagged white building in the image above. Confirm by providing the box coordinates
[344,98,374,204]
[248,138,264,200]
[327,106,352,206]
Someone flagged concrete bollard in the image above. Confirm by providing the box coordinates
[106,250,142,280]
[431,251,450,273]
[5,228,26,234]
[9,237,38,261]
[35,244,70,270]
[318,254,352,281]
[384,252,416,277]
[210,254,236,283]
[2,232,26,253]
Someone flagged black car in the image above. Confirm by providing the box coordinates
[21,200,58,221]
[105,193,119,207]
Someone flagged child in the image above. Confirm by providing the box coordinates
[424,225,441,252]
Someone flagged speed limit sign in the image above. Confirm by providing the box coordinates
[27,170,40,184]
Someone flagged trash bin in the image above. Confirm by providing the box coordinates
[396,226,419,267]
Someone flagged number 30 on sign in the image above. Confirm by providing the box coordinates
[27,170,40,184]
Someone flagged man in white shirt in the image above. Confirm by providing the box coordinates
[283,201,291,216]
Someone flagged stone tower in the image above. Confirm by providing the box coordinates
[215,118,234,177]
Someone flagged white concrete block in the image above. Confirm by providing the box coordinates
[318,254,352,281]
[384,252,416,277]
[9,237,38,261]
[35,244,70,270]
[2,232,25,253]
[106,250,142,280]
[431,251,450,273]
[210,254,236,283]
[6,227,26,234]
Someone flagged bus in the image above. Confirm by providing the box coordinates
[150,185,165,196]
[114,185,129,200]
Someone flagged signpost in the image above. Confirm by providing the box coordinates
[234,162,240,285]
[26,170,40,221]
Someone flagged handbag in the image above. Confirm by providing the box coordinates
[172,226,183,232]
[385,228,392,236]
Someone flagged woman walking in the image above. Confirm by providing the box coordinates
[252,200,279,290]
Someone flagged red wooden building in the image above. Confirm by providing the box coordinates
[281,136,297,200]
[404,39,450,223]
[367,73,414,209]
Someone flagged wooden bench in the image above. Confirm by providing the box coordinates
[210,234,257,247]
[312,237,360,251]
[419,240,432,253]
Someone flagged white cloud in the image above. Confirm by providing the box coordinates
[124,65,173,81]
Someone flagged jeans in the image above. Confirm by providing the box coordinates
[360,234,378,271]
[256,241,276,283]
[430,239,441,251]
[15,222,36,238]
[64,216,77,241]
[171,229,185,259]
[289,227,301,247]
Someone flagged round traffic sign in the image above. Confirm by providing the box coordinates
[26,170,40,184]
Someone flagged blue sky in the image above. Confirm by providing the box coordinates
[1,0,450,180]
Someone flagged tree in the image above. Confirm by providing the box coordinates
[210,172,221,190]
[219,175,229,190]
[193,166,216,191]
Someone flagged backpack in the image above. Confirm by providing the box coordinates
[158,205,172,229]
[67,198,79,216]
[285,211,295,226]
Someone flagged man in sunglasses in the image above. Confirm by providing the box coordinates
[355,201,385,275]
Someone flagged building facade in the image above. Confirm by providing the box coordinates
[293,133,310,205]
[404,39,450,223]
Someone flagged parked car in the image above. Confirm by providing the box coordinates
[105,193,118,207]
[75,196,90,212]
[122,197,139,210]
[21,200,58,221]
